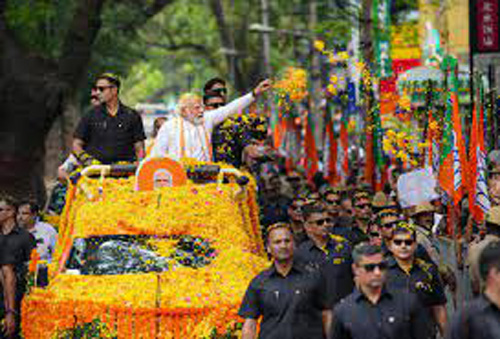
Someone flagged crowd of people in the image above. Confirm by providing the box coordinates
[1,72,500,338]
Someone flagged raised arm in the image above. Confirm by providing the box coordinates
[205,79,272,127]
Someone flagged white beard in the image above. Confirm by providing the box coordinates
[182,113,203,125]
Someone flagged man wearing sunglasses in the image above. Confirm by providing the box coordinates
[203,89,243,167]
[203,77,248,168]
[295,204,354,305]
[203,77,228,102]
[322,188,341,221]
[73,73,146,165]
[348,191,371,246]
[386,223,447,338]
[378,211,433,262]
[331,243,428,339]
[286,196,308,246]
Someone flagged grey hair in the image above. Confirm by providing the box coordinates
[352,243,382,264]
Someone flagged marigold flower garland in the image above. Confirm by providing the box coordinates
[22,161,269,338]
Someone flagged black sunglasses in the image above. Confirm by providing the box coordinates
[326,199,340,206]
[393,239,415,247]
[369,232,381,237]
[362,261,388,272]
[212,87,227,95]
[94,85,114,92]
[309,218,332,226]
[355,203,371,209]
[381,221,398,229]
[206,102,225,109]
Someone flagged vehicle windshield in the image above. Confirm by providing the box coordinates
[66,235,216,275]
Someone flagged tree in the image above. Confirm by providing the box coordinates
[0,0,174,205]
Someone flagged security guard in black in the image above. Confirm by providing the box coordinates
[238,261,332,338]
[74,103,146,164]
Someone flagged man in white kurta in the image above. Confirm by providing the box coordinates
[150,80,271,161]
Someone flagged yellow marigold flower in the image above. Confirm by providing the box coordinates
[338,51,349,60]
[386,129,396,138]
[327,84,337,95]
[314,40,325,51]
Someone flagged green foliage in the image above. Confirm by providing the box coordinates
[4,0,417,108]
[5,0,77,58]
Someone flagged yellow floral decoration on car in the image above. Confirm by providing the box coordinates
[22,160,269,338]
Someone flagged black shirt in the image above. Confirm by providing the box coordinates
[338,226,369,246]
[293,229,309,247]
[295,236,354,304]
[0,226,34,267]
[0,226,35,307]
[385,256,446,308]
[74,103,146,164]
[447,294,500,339]
[331,288,429,339]
[330,226,365,247]
[238,261,331,339]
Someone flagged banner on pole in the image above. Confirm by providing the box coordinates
[471,0,500,53]
[373,0,393,77]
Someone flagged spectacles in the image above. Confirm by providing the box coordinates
[94,85,114,92]
[309,218,332,226]
[206,102,225,109]
[362,262,388,272]
[212,88,227,95]
[355,203,371,209]
[393,239,415,247]
[369,232,381,237]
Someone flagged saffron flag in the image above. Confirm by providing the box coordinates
[438,58,467,206]
[304,109,319,183]
[324,104,338,184]
[469,99,491,222]
[476,104,491,214]
[337,107,349,183]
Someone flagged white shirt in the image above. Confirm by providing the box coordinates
[150,93,254,161]
[29,221,58,262]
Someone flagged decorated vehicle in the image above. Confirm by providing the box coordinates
[22,159,268,338]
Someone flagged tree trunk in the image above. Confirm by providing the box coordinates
[360,0,374,66]
[208,0,247,93]
[0,0,176,206]
[0,0,105,206]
